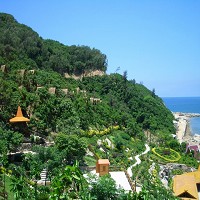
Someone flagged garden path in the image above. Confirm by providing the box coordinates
[127,144,150,177]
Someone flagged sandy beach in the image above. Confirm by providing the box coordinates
[173,112,200,144]
[173,113,188,143]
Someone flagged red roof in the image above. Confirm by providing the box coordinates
[186,144,199,152]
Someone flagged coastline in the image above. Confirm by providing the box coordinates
[173,112,200,144]
[185,119,191,137]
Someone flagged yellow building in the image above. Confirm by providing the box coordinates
[173,166,200,199]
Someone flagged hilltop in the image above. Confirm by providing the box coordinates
[0,13,106,76]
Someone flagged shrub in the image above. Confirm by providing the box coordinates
[84,126,120,136]
[120,132,131,140]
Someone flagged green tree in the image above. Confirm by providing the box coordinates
[10,166,34,200]
[50,162,86,200]
[55,134,87,165]
[0,127,23,162]
[90,174,127,200]
[136,174,179,200]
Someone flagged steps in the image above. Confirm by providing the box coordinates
[40,168,47,182]
[37,168,50,186]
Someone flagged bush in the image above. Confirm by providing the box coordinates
[120,132,131,140]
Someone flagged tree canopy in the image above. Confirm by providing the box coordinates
[0,13,107,74]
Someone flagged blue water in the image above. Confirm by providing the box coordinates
[162,97,200,135]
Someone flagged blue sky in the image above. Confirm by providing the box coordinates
[1,0,200,97]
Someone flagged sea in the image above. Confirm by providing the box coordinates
[162,97,200,135]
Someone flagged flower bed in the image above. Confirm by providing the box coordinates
[152,147,181,162]
[83,125,120,136]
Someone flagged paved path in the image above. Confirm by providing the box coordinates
[110,171,132,191]
[127,144,150,177]
[84,143,150,192]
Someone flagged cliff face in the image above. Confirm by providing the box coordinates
[84,70,105,77]
[64,70,105,80]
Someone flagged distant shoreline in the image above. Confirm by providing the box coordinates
[173,112,200,118]
[173,112,200,144]
[162,97,200,116]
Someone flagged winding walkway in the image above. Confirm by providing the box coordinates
[127,144,150,177]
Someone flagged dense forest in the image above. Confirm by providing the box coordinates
[0,13,195,199]
[0,13,174,135]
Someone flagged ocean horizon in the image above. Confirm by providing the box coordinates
[162,97,200,135]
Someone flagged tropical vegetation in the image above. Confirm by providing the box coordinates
[0,13,197,199]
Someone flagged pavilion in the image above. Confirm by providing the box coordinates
[9,106,30,137]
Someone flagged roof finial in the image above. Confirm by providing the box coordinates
[9,106,30,123]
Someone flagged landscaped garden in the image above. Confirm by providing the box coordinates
[152,147,181,162]
[84,129,145,168]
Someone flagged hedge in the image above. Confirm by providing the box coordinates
[152,147,181,162]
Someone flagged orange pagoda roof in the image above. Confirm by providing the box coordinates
[9,106,30,123]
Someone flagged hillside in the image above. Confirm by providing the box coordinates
[0,12,174,136]
[0,13,188,200]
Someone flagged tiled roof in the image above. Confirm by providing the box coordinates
[173,174,197,199]
[173,167,200,199]
[188,145,199,152]
[186,143,199,151]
